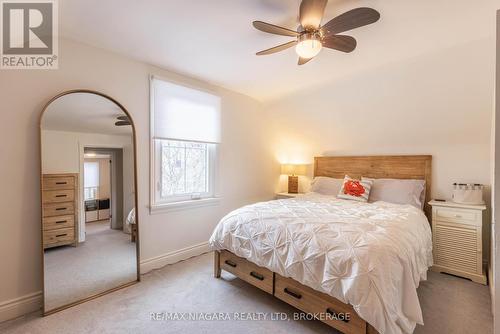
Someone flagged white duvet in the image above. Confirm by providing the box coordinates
[209,193,433,334]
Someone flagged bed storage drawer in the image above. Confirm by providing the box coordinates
[274,274,366,334]
[219,250,273,294]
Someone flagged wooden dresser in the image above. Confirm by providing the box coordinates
[42,173,79,249]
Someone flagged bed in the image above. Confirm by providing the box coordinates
[126,208,137,242]
[209,155,433,334]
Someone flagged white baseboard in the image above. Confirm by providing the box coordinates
[140,241,211,274]
[0,291,42,323]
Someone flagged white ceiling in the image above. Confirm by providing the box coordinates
[42,92,133,136]
[59,0,499,102]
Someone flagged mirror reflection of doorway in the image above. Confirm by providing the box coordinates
[83,147,134,240]
[84,153,111,229]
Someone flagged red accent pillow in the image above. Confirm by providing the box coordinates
[338,176,372,202]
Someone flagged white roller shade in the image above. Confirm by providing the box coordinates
[84,162,99,188]
[152,77,221,143]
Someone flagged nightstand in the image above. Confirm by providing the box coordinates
[429,200,487,284]
[276,192,303,199]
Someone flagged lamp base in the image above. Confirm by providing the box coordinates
[288,175,299,194]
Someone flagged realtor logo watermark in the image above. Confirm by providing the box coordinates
[1,0,58,69]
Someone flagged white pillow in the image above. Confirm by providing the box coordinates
[310,176,343,196]
[338,175,373,202]
[362,177,425,209]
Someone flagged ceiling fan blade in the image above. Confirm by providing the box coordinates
[253,21,299,37]
[320,7,380,37]
[322,35,357,53]
[298,57,313,65]
[256,41,297,55]
[299,0,328,31]
[253,21,300,37]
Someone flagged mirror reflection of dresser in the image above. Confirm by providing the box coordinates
[42,173,79,249]
[39,90,139,314]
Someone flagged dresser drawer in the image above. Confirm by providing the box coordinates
[43,189,75,204]
[43,227,75,247]
[42,176,75,190]
[43,215,75,231]
[219,250,273,294]
[274,274,366,334]
[43,202,75,217]
[433,207,480,225]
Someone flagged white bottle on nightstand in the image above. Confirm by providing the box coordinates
[429,200,487,284]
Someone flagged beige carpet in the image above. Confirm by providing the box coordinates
[1,253,492,334]
[44,220,137,311]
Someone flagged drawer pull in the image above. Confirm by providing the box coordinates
[55,220,67,224]
[55,182,67,185]
[250,271,264,281]
[224,260,237,268]
[55,207,67,211]
[284,287,302,299]
[55,233,67,237]
[326,308,350,323]
[55,194,67,198]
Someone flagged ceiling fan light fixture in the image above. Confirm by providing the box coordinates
[295,33,322,59]
[252,1,380,64]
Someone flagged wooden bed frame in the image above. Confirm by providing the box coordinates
[214,155,432,334]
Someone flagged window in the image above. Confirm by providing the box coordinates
[84,187,98,200]
[150,76,220,208]
[156,139,215,201]
[84,161,99,200]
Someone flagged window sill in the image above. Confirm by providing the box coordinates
[149,197,221,214]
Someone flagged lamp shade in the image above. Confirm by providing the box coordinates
[281,164,307,176]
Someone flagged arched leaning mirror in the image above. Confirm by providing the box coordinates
[39,90,139,315]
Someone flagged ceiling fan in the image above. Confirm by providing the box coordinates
[115,115,131,126]
[253,0,380,65]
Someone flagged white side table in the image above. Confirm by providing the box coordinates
[429,200,487,284]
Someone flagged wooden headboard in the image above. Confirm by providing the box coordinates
[314,155,432,220]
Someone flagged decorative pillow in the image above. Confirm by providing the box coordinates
[337,175,373,202]
[362,177,425,209]
[310,176,344,196]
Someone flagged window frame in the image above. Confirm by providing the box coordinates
[153,139,217,204]
[149,75,220,212]
[84,186,99,201]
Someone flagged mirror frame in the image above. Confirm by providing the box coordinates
[39,89,140,316]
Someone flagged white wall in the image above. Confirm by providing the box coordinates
[266,39,494,261]
[0,38,275,320]
[41,130,132,174]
